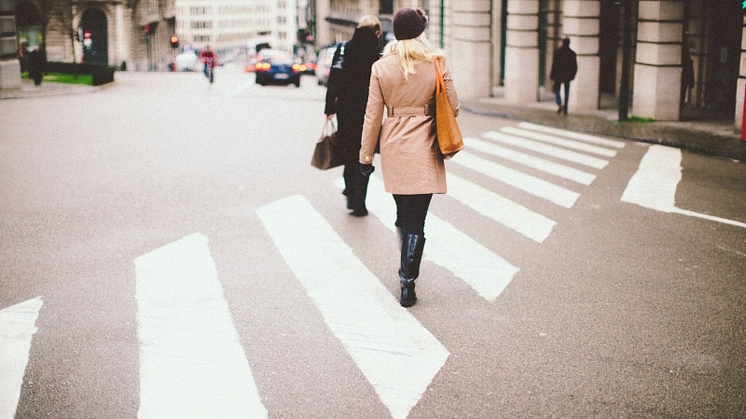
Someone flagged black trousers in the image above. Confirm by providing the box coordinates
[393,194,433,236]
[338,98,369,212]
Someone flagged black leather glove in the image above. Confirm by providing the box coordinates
[360,163,375,176]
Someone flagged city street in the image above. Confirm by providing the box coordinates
[1,65,745,418]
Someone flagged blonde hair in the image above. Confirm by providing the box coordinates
[384,33,445,79]
[357,15,382,33]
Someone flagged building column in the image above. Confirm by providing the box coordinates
[504,0,539,103]
[632,1,683,121]
[449,0,492,101]
[736,17,746,132]
[0,0,21,91]
[562,0,600,112]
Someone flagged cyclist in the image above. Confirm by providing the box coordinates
[200,45,217,83]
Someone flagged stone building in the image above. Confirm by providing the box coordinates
[10,0,306,73]
[318,0,746,129]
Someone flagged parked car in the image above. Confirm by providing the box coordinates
[254,52,303,87]
[315,45,338,86]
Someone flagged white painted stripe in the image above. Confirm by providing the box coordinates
[448,173,556,243]
[465,137,596,185]
[621,145,681,212]
[502,126,618,157]
[0,297,43,419]
[257,195,449,419]
[451,151,580,208]
[622,145,746,228]
[338,176,520,302]
[483,131,609,169]
[518,122,626,149]
[135,234,267,419]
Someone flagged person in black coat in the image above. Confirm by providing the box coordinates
[324,15,382,217]
[549,37,577,115]
[27,47,44,87]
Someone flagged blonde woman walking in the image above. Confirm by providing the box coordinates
[359,7,460,307]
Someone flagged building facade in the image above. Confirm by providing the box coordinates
[10,0,307,73]
[317,0,745,128]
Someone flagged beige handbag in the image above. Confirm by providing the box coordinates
[435,58,464,157]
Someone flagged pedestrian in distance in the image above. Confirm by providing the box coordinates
[359,7,460,307]
[680,38,695,110]
[324,15,382,217]
[26,46,44,87]
[549,37,577,115]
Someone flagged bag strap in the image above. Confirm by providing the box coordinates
[434,58,446,94]
[321,118,336,138]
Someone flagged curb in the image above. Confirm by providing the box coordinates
[461,103,746,162]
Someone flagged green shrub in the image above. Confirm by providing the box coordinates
[44,62,116,86]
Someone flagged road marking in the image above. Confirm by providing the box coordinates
[448,173,556,243]
[338,176,520,302]
[0,297,43,419]
[502,126,618,157]
[465,137,596,185]
[518,122,626,149]
[622,145,746,229]
[135,233,267,419]
[257,195,449,419]
[451,151,580,208]
[483,131,609,169]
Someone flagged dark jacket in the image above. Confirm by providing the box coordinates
[324,26,381,156]
[549,44,578,83]
[324,27,381,115]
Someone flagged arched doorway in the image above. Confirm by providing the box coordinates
[80,8,108,64]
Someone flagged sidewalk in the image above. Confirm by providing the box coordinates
[0,78,98,100]
[461,91,746,161]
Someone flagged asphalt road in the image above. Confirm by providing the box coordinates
[1,65,745,418]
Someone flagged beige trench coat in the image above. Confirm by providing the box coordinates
[359,54,460,195]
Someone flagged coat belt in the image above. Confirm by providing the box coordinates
[387,105,432,117]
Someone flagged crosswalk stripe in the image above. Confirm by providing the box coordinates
[447,173,556,243]
[135,233,268,419]
[464,137,596,185]
[501,126,618,158]
[622,145,746,229]
[518,122,626,149]
[451,151,580,208]
[483,131,609,169]
[257,195,449,419]
[621,145,681,212]
[0,297,43,419]
[343,176,520,302]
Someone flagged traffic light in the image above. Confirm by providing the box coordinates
[144,24,151,35]
[742,0,746,16]
[170,35,179,49]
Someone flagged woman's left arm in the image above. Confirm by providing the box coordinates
[360,67,384,164]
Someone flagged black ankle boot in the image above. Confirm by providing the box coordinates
[399,233,425,307]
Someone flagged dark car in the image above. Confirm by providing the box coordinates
[254,53,303,87]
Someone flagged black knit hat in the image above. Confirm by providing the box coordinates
[393,8,427,40]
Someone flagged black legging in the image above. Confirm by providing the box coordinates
[393,194,433,236]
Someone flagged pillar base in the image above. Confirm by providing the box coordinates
[0,59,22,91]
